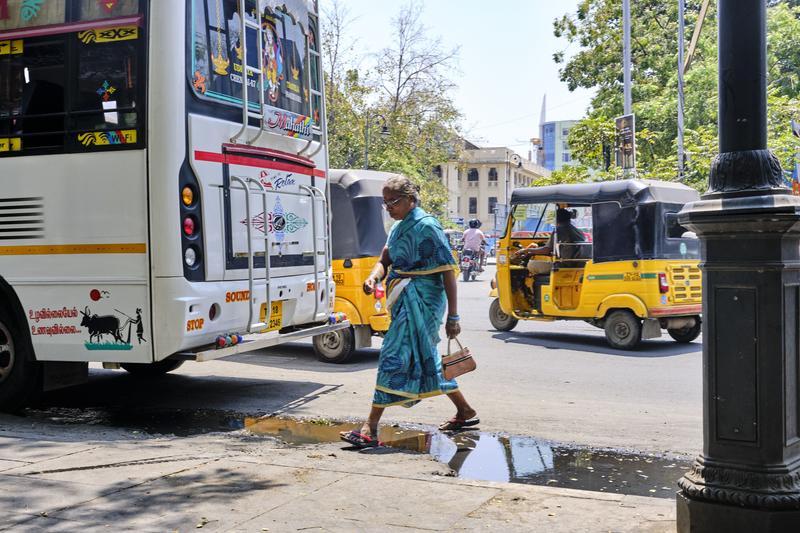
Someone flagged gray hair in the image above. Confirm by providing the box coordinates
[384,175,421,204]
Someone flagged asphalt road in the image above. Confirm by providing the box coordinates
[28,264,703,457]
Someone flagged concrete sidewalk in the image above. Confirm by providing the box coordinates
[0,415,675,533]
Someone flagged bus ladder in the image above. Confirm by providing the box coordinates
[229,179,330,333]
[231,0,265,146]
[230,1,327,159]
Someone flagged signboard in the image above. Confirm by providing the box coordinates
[615,114,636,170]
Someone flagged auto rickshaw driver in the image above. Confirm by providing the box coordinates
[512,208,586,308]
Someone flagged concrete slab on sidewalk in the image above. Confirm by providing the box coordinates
[2,443,221,487]
[50,459,348,532]
[238,473,500,532]
[0,474,107,518]
[0,435,95,464]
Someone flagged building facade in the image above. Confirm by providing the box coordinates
[440,142,550,236]
[541,119,578,171]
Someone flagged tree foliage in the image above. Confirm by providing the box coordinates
[321,0,462,219]
[553,0,800,191]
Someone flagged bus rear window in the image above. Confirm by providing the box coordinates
[0,3,145,156]
[0,1,139,31]
[191,0,322,133]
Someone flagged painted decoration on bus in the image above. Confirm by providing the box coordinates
[0,0,138,31]
[77,129,136,146]
[0,39,23,54]
[77,25,138,44]
[193,0,319,138]
[0,137,21,151]
[81,305,146,350]
[240,197,308,241]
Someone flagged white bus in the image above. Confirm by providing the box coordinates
[0,0,346,410]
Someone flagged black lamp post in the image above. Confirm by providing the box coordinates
[364,113,390,170]
[677,1,800,531]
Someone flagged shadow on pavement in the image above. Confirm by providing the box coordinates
[227,341,380,372]
[491,330,701,358]
[24,370,340,435]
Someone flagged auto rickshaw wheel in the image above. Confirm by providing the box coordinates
[604,310,642,350]
[668,316,702,343]
[312,327,356,364]
[489,298,518,332]
[121,359,184,376]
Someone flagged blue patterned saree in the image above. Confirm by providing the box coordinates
[373,207,459,408]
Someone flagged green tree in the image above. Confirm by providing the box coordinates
[322,1,462,220]
[554,1,800,190]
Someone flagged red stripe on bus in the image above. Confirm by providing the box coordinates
[0,15,142,40]
[194,151,326,178]
[221,143,315,167]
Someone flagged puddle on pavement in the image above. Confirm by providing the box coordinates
[20,407,690,498]
[245,417,690,498]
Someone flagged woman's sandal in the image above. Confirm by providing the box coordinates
[438,416,480,431]
[340,430,383,448]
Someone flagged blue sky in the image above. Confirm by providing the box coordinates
[321,1,596,150]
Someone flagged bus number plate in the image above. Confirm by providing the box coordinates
[260,301,283,332]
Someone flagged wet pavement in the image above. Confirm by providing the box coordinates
[21,405,689,500]
[245,417,690,499]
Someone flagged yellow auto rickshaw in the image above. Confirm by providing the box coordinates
[311,169,394,363]
[490,179,702,350]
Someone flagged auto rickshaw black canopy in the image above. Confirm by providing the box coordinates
[510,179,699,207]
[509,179,701,263]
[329,169,399,260]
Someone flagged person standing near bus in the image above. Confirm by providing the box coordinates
[339,176,479,448]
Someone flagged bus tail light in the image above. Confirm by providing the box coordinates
[658,273,669,293]
[183,216,196,236]
[184,246,198,267]
[182,186,195,207]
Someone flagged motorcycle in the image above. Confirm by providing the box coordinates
[460,249,481,282]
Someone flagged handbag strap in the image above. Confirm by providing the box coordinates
[447,337,464,355]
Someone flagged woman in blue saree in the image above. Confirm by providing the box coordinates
[340,176,479,448]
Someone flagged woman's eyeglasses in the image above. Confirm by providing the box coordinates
[383,197,404,209]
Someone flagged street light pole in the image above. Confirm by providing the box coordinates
[364,113,389,170]
[623,0,632,115]
[677,1,800,530]
[677,0,686,180]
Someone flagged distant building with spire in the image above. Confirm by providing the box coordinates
[537,94,579,172]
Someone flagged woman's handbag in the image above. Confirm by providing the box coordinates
[442,337,476,380]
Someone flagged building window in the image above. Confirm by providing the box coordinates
[488,167,497,181]
[467,168,479,182]
[432,165,442,178]
[457,197,461,213]
[488,197,497,214]
[563,153,571,163]
[469,197,477,214]
[562,128,570,136]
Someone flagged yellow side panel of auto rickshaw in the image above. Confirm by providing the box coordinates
[494,211,702,321]
[333,257,390,329]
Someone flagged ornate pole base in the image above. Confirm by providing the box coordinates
[677,189,800,533]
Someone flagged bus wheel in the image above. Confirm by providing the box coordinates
[668,317,702,343]
[121,359,184,376]
[604,310,642,350]
[0,306,41,413]
[313,327,355,364]
[489,298,518,332]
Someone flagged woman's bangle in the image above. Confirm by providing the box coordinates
[447,314,460,322]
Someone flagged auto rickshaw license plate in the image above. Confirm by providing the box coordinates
[260,301,283,331]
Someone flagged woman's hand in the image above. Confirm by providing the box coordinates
[445,319,461,339]
[363,277,376,295]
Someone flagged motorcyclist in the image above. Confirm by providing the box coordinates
[462,219,486,271]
